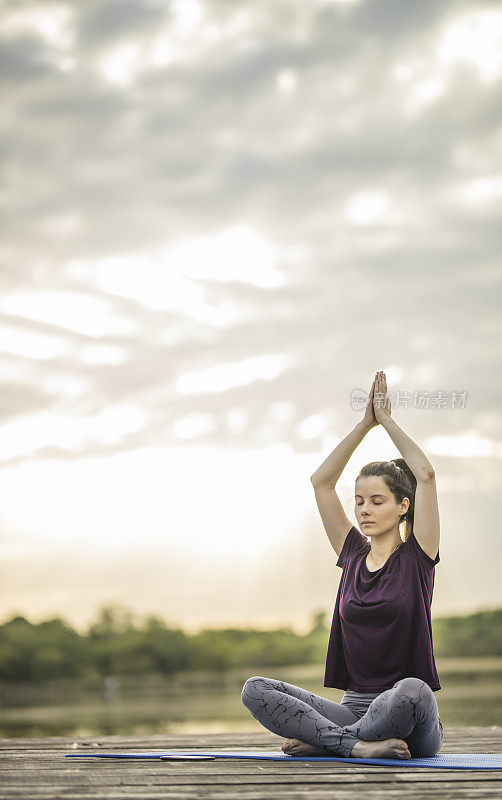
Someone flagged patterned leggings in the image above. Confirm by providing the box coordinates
[241,675,443,758]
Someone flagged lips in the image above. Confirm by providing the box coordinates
[362,522,375,525]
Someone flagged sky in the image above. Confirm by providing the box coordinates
[1,0,502,635]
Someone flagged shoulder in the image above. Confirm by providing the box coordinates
[403,531,440,568]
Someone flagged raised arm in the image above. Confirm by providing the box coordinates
[311,373,379,488]
[310,420,374,489]
[310,374,378,556]
[374,371,435,481]
[374,371,439,561]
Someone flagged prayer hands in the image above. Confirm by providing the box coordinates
[373,371,392,422]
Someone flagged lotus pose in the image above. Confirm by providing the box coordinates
[241,371,443,759]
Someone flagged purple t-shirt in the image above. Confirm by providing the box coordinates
[324,525,441,693]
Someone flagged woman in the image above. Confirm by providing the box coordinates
[241,371,443,759]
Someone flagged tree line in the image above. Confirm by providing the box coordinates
[0,606,501,683]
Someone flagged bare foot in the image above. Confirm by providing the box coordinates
[282,738,330,756]
[351,738,411,759]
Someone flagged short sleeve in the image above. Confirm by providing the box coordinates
[406,532,440,568]
[336,526,369,569]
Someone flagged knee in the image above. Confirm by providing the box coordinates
[394,677,433,702]
[241,676,265,707]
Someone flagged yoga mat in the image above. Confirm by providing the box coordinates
[65,751,502,769]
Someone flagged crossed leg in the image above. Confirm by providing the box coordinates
[241,675,443,758]
[346,676,444,758]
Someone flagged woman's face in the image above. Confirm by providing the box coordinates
[354,475,409,535]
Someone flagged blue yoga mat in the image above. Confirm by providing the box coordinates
[65,751,502,769]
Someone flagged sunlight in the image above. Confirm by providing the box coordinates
[168,226,285,288]
[450,176,502,207]
[344,190,392,226]
[405,76,446,117]
[1,290,138,338]
[225,407,249,434]
[297,413,328,441]
[0,3,73,46]
[171,0,206,36]
[0,405,146,461]
[66,227,285,326]
[0,411,89,459]
[0,444,315,565]
[99,42,143,88]
[393,59,447,118]
[437,10,502,84]
[176,353,291,395]
[426,434,497,458]
[277,69,297,95]
[41,374,90,401]
[0,324,68,360]
[392,10,502,121]
[173,413,216,440]
[80,344,127,366]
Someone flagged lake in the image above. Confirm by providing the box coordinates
[1,657,501,738]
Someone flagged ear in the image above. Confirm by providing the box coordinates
[400,497,410,514]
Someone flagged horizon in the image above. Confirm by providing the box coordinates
[3,601,502,640]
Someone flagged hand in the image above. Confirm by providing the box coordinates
[362,374,379,429]
[374,371,392,422]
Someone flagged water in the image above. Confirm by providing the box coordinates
[1,659,501,737]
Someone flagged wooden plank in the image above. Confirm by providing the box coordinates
[1,729,501,800]
[2,762,502,782]
[2,789,502,799]
[2,775,502,788]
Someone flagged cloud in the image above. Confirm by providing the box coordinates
[0,0,500,471]
[77,0,170,50]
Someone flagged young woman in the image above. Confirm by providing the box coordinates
[241,371,443,759]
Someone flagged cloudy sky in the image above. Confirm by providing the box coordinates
[1,0,501,635]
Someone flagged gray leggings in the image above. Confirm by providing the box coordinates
[241,675,443,758]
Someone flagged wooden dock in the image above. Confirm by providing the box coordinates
[1,727,502,798]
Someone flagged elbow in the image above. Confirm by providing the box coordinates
[310,474,332,489]
[419,468,435,482]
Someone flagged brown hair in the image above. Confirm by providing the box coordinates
[356,458,416,541]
